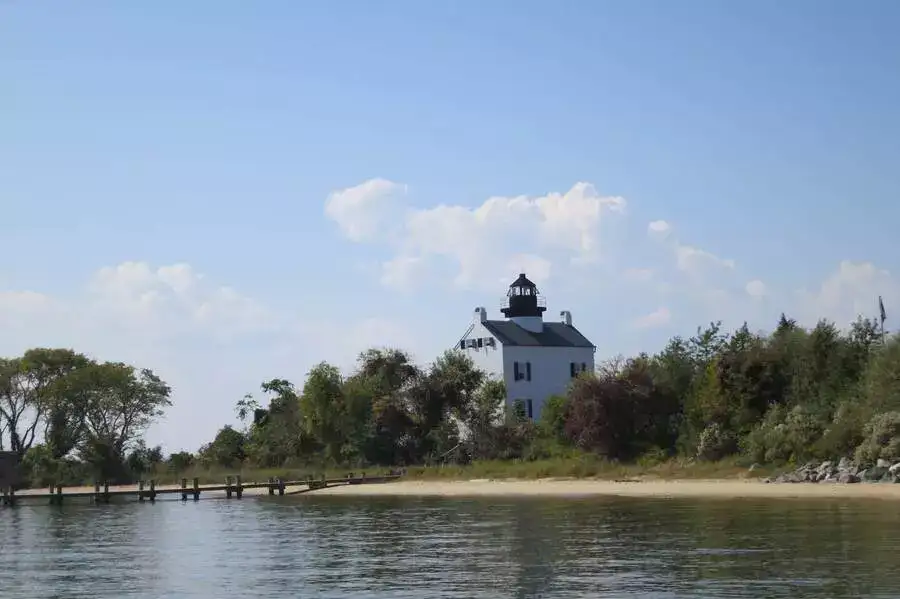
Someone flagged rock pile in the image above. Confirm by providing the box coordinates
[764,458,900,484]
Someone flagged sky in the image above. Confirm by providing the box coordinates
[3,1,900,452]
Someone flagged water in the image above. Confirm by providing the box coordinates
[1,494,899,598]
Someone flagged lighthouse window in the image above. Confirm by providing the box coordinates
[477,338,484,348]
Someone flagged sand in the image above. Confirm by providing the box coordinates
[16,478,900,502]
[309,478,900,500]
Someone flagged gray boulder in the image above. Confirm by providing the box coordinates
[838,472,860,484]
[863,466,889,482]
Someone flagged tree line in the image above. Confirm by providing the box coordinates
[197,313,900,473]
[0,349,171,486]
[7,311,900,488]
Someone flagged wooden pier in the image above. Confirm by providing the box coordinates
[0,472,402,506]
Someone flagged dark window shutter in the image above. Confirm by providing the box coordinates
[581,362,586,373]
[459,340,466,350]
[477,338,484,348]
[526,362,532,381]
[514,362,520,379]
[570,362,576,377]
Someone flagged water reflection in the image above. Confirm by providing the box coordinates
[0,495,898,598]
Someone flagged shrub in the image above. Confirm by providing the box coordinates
[742,404,823,464]
[854,412,900,466]
[697,423,737,461]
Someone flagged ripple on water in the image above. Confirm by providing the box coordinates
[2,495,900,598]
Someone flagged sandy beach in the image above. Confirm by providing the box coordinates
[15,478,900,501]
[310,478,900,500]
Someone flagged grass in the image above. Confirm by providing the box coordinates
[146,455,785,487]
[405,455,782,481]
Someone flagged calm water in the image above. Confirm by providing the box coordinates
[1,494,899,598]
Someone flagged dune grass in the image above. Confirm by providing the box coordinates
[405,456,780,481]
[146,455,781,487]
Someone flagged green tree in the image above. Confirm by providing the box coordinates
[198,425,247,468]
[0,348,92,457]
[75,362,171,481]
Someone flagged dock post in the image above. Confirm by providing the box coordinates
[93,482,101,504]
[138,480,145,501]
[268,477,274,495]
[235,475,243,499]
[103,482,110,503]
[278,478,285,496]
[181,478,187,501]
[48,484,55,505]
[193,477,200,501]
[2,486,8,507]
[225,476,233,499]
[149,479,156,502]
[56,484,63,504]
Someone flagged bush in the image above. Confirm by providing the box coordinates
[742,404,823,464]
[854,412,900,466]
[697,423,737,461]
[813,401,867,459]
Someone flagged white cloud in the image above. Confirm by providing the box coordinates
[745,279,767,298]
[85,261,275,341]
[0,261,414,453]
[327,179,626,290]
[675,244,735,274]
[634,307,672,329]
[648,220,671,236]
[324,178,407,242]
[646,219,735,280]
[799,260,900,327]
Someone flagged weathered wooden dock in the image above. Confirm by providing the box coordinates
[0,472,402,506]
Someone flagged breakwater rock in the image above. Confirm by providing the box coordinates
[764,458,900,484]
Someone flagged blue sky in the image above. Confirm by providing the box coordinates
[3,1,900,451]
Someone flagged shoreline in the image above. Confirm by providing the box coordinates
[309,478,900,499]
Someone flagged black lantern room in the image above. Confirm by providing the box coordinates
[500,273,547,318]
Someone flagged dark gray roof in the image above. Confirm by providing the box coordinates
[481,320,594,348]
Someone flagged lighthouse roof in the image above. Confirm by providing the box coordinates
[481,320,594,348]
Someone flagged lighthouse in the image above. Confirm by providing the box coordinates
[458,273,596,420]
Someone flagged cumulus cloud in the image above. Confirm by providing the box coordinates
[675,244,736,274]
[745,279,767,298]
[646,219,735,279]
[634,307,672,329]
[647,220,671,236]
[324,178,407,242]
[0,261,415,452]
[326,179,626,290]
[798,260,900,327]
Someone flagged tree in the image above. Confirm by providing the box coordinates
[565,372,641,460]
[74,362,171,480]
[235,393,260,424]
[245,378,308,466]
[0,348,91,457]
[299,364,346,461]
[198,426,247,468]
